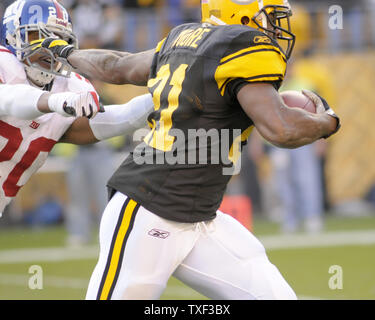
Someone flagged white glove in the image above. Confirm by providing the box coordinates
[48,91,103,119]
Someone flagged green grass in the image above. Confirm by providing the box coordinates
[0,226,67,250]
[0,214,374,300]
[268,245,375,300]
[251,213,375,236]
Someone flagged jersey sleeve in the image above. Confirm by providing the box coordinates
[214,30,287,98]
[0,47,28,84]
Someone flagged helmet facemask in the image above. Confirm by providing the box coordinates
[252,5,295,59]
[17,19,77,86]
[2,0,78,87]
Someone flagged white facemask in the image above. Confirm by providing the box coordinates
[24,65,55,87]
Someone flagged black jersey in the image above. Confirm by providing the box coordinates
[108,22,287,223]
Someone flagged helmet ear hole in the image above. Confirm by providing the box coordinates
[241,16,250,25]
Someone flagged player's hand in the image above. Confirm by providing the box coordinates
[30,37,75,60]
[48,91,104,119]
[302,90,341,138]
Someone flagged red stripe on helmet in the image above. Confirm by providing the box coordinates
[53,0,64,20]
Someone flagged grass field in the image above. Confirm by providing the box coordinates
[0,214,374,300]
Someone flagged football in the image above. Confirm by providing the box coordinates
[280,90,316,113]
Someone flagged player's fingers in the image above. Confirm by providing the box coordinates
[87,104,94,119]
[302,90,325,113]
[82,106,86,117]
[28,39,44,50]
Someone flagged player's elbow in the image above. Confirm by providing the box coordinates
[110,64,140,86]
[110,67,128,85]
[110,54,148,86]
[101,55,128,85]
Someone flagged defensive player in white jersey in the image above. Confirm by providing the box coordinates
[0,0,153,217]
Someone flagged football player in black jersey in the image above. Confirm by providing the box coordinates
[42,0,340,299]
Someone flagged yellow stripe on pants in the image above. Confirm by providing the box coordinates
[99,199,138,300]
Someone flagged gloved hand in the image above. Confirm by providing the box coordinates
[30,37,75,60]
[302,89,341,138]
[48,91,104,119]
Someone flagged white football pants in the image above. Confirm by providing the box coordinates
[86,191,297,300]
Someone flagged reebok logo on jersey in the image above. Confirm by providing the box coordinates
[148,229,170,239]
[29,121,40,129]
[253,36,272,44]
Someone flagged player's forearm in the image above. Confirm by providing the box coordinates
[89,93,154,140]
[0,83,46,119]
[37,92,52,113]
[68,49,154,86]
[238,83,339,149]
[68,49,131,84]
[272,107,338,149]
[59,93,154,145]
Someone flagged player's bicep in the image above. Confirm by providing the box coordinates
[59,117,99,145]
[237,82,289,145]
[114,49,155,86]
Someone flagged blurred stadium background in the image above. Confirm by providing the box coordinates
[0,0,374,300]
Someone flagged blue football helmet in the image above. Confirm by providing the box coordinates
[0,0,78,86]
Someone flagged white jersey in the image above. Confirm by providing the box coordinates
[0,46,98,215]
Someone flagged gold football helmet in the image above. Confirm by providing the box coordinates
[201,0,296,59]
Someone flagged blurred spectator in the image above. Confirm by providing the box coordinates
[249,132,326,234]
[64,80,122,246]
[61,0,122,50]
[64,142,116,246]
[367,0,375,46]
[24,196,64,228]
[98,2,124,49]
[59,0,75,10]
[71,0,104,49]
[366,184,375,209]
[327,0,365,52]
[249,56,335,233]
[286,4,313,57]
[248,130,283,223]
[293,0,367,52]
[180,0,200,24]
[238,148,263,216]
[269,142,325,234]
[121,0,161,52]
[165,0,200,28]
[165,0,184,28]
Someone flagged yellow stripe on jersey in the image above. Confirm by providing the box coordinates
[220,44,286,65]
[155,37,166,53]
[228,125,254,164]
[97,198,139,300]
[215,46,287,96]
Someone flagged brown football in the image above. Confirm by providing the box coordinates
[280,90,316,113]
